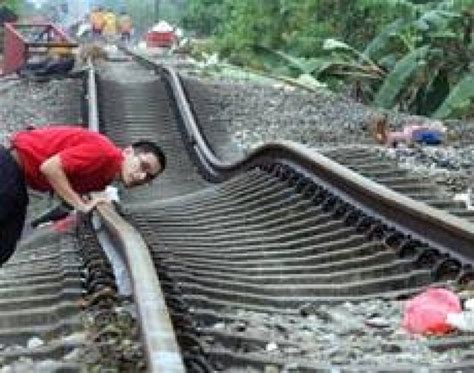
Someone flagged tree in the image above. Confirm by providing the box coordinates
[182,0,226,36]
[179,0,473,119]
[2,0,19,12]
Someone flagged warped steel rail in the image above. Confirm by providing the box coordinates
[90,48,474,371]
[162,65,474,263]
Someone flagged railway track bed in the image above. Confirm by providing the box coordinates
[0,48,473,371]
[127,166,474,371]
[94,51,474,371]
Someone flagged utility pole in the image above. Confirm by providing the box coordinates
[154,0,160,22]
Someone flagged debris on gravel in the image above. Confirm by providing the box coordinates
[183,74,474,199]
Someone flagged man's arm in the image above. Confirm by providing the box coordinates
[40,155,108,213]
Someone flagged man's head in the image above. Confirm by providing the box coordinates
[120,141,166,187]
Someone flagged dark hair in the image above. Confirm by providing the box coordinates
[132,141,166,175]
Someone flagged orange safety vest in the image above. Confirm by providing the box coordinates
[90,11,105,31]
[103,12,117,35]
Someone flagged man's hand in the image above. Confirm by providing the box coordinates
[40,155,111,213]
[78,196,111,214]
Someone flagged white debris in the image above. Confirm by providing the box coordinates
[137,41,147,50]
[152,21,173,32]
[105,185,120,203]
[174,27,183,39]
[365,316,391,328]
[212,322,225,330]
[446,311,474,332]
[27,337,44,349]
[266,342,278,352]
[465,298,474,310]
[453,188,474,210]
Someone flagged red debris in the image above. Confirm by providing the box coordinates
[402,288,461,335]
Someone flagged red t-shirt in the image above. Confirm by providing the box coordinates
[12,126,124,193]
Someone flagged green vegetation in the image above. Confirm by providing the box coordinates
[0,0,42,21]
[181,0,474,120]
[2,0,19,13]
[122,0,187,35]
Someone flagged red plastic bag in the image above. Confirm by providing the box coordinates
[402,288,461,335]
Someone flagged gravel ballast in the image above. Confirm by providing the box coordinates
[182,73,474,199]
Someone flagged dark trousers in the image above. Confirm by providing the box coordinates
[121,31,131,42]
[0,146,28,265]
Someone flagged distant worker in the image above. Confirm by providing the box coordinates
[118,11,133,43]
[371,113,446,147]
[89,7,105,39]
[0,125,166,266]
[103,9,117,41]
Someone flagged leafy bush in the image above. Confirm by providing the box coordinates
[265,4,473,119]
[182,0,473,119]
[182,0,227,36]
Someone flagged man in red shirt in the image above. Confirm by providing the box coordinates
[0,125,166,265]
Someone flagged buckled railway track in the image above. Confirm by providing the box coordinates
[2,49,474,371]
[179,77,474,223]
[92,50,474,371]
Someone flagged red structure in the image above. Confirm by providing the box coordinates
[2,23,77,75]
[146,30,175,48]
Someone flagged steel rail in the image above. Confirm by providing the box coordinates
[120,47,474,264]
[84,61,185,373]
[86,59,99,133]
[95,203,185,372]
[158,65,474,263]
